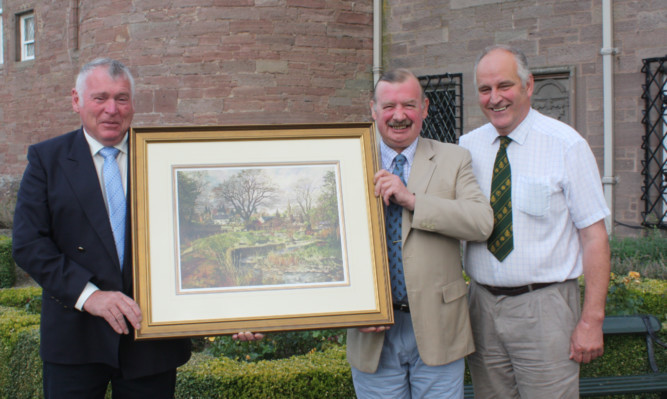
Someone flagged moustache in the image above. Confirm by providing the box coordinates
[388,120,412,129]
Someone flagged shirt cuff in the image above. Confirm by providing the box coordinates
[75,282,100,311]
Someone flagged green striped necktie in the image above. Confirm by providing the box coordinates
[487,136,513,261]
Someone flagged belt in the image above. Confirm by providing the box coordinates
[480,282,556,297]
[392,303,410,312]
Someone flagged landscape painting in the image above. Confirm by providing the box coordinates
[174,162,347,293]
[131,124,394,338]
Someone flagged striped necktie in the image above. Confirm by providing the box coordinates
[487,136,513,261]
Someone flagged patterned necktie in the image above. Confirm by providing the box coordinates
[487,136,513,261]
[387,154,407,302]
[100,147,126,268]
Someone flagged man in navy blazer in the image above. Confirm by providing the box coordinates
[13,59,191,398]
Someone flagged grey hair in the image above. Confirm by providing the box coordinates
[473,44,531,89]
[75,58,135,105]
[373,68,427,103]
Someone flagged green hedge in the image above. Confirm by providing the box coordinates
[176,347,354,398]
[1,281,665,399]
[0,237,15,288]
[0,306,41,399]
[579,275,667,385]
[0,286,41,311]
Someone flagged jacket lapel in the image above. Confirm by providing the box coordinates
[61,129,121,270]
[404,139,435,241]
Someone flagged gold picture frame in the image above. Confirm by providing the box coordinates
[131,123,393,339]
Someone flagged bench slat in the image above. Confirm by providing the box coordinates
[580,374,667,396]
[602,315,661,335]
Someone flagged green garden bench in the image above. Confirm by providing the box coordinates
[580,315,667,397]
[464,314,667,398]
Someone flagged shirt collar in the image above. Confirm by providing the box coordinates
[490,108,535,146]
[380,137,418,169]
[83,128,129,156]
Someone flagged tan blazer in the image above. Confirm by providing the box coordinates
[347,138,493,373]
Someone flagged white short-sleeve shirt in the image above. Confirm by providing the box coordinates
[459,109,610,286]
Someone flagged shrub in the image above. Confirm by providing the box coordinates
[0,288,43,398]
[176,346,354,398]
[610,230,666,279]
[606,272,645,316]
[0,278,664,398]
[580,330,667,380]
[0,286,42,313]
[0,237,15,288]
[1,326,41,399]
[0,280,667,399]
[582,271,667,395]
[0,306,41,399]
[206,329,346,362]
[604,272,667,322]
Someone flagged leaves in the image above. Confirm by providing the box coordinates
[606,271,645,315]
[205,329,347,362]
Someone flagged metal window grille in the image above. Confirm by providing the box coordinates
[640,55,667,228]
[418,73,463,144]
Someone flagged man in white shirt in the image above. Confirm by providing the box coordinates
[459,45,611,398]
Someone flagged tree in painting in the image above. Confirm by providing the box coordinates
[315,170,340,242]
[293,177,316,228]
[215,169,278,227]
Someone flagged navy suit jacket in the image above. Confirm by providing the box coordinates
[13,128,191,379]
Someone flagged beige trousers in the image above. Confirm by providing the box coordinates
[467,279,581,399]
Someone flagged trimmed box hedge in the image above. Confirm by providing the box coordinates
[1,279,665,398]
[176,347,354,398]
[0,306,41,399]
[0,237,15,289]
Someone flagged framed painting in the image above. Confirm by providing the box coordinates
[130,123,393,339]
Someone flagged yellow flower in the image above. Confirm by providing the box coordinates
[207,336,216,342]
[628,271,640,280]
[610,272,616,280]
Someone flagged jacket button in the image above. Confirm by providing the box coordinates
[77,246,85,252]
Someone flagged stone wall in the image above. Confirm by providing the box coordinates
[382,0,667,236]
[0,0,374,176]
[2,0,666,237]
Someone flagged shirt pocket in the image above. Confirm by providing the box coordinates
[515,175,551,217]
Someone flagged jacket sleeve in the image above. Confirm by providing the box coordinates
[12,145,95,307]
[411,147,493,242]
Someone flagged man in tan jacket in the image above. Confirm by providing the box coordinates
[347,69,493,398]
